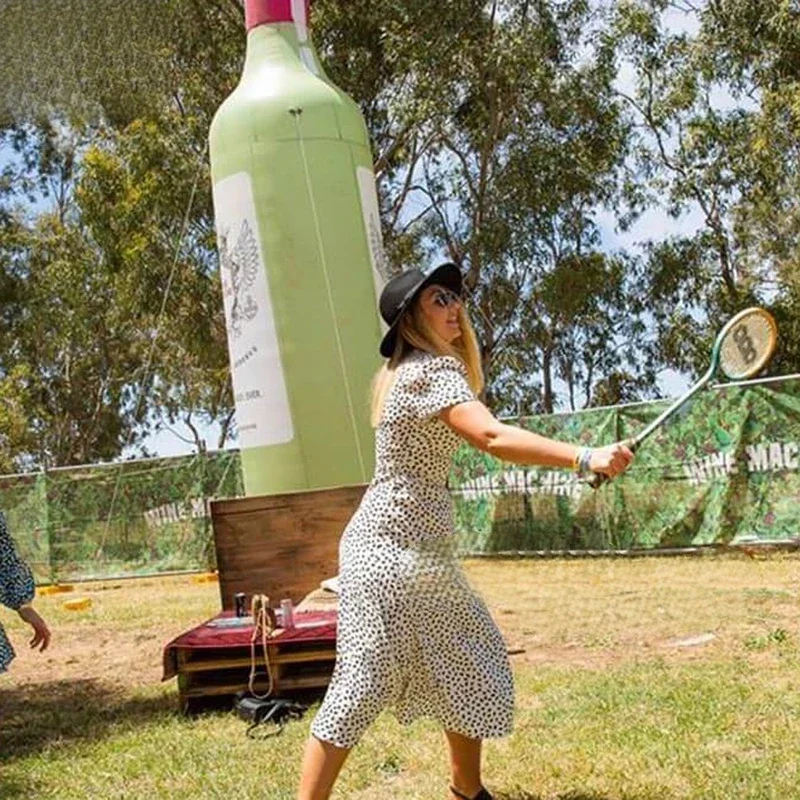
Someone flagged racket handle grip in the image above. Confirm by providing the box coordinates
[587,439,638,490]
[588,471,609,490]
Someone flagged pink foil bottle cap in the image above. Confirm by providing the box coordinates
[245,0,310,31]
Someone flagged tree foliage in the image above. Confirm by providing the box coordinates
[612,0,800,377]
[0,0,798,469]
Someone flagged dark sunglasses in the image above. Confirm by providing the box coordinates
[431,288,464,309]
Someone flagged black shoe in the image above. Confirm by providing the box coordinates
[450,787,493,800]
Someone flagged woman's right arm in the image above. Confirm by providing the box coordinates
[17,605,50,652]
[440,400,633,478]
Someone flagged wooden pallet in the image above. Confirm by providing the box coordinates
[175,637,336,712]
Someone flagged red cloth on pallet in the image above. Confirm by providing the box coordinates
[162,609,337,681]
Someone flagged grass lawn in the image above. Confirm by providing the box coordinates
[2,555,800,799]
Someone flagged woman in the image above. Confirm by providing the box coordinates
[298,262,633,800]
[1,511,51,673]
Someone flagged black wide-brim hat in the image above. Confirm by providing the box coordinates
[379,262,463,358]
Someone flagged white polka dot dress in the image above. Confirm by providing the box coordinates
[311,350,514,749]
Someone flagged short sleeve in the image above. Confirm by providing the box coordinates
[0,512,35,611]
[408,355,476,419]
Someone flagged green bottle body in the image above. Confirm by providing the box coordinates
[209,16,386,496]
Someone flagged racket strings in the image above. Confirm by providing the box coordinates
[719,309,777,380]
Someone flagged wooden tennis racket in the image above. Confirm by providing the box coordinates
[590,307,778,489]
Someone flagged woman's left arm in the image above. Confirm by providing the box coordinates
[440,399,633,477]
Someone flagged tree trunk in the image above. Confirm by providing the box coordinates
[542,345,554,413]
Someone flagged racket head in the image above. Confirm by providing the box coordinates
[714,307,778,380]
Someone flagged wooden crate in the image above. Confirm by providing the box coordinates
[210,484,367,610]
[175,636,337,711]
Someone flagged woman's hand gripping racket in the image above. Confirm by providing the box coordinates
[589,307,778,489]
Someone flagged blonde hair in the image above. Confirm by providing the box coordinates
[370,298,484,427]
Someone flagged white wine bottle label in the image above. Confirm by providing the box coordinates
[356,166,388,325]
[213,172,294,448]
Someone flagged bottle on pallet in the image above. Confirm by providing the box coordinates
[209,0,387,496]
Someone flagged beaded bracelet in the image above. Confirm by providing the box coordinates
[574,447,593,475]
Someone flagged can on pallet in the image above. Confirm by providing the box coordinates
[280,598,295,629]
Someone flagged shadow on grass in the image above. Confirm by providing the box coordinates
[0,678,175,763]
[496,793,653,800]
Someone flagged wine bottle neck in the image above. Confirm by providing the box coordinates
[245,0,309,32]
[243,0,320,76]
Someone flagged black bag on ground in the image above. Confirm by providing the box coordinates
[233,692,307,738]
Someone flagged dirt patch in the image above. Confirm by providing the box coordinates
[4,575,220,693]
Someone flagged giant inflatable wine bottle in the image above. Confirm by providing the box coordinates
[209,0,387,496]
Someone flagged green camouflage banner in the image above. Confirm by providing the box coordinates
[3,376,798,582]
[0,473,49,582]
[1,450,243,583]
[451,376,800,553]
